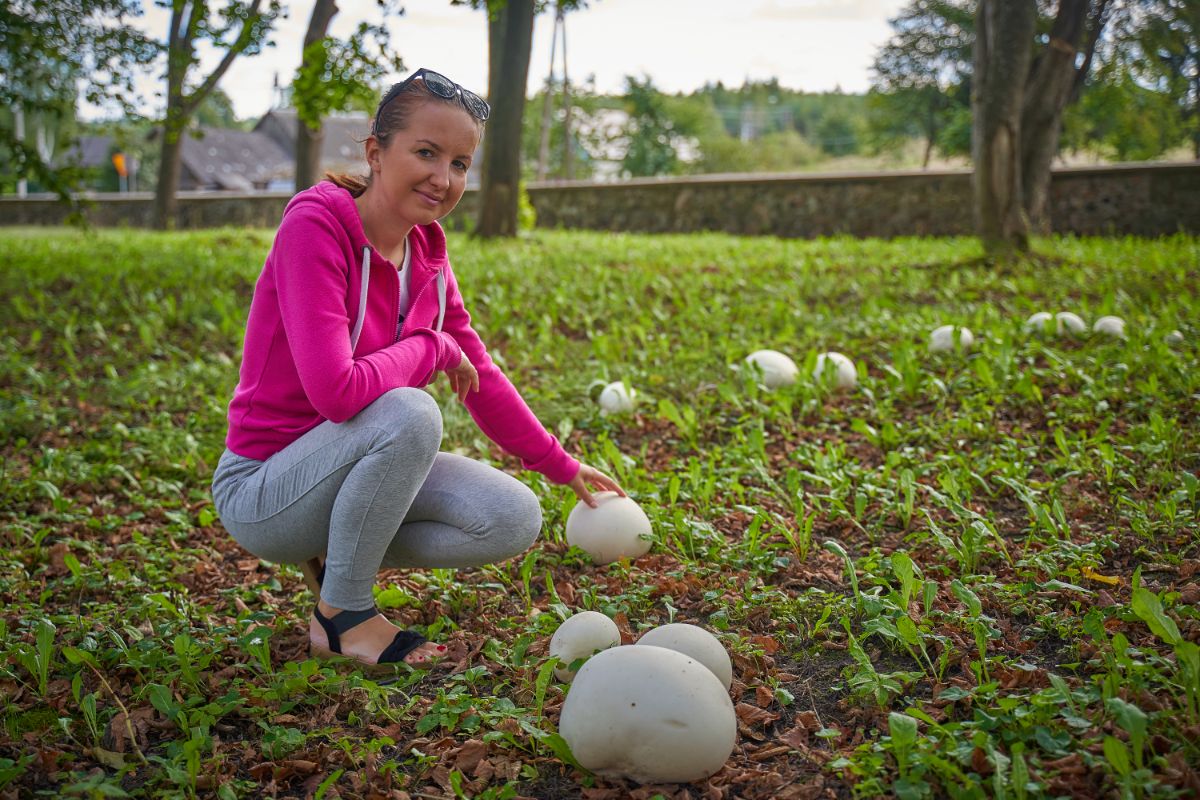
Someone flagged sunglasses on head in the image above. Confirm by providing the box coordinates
[373,68,491,133]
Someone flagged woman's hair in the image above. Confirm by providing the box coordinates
[324,78,486,197]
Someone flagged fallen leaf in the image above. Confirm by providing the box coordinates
[1081,566,1120,586]
[735,702,779,727]
[91,746,126,770]
[454,739,488,773]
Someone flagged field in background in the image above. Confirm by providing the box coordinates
[1,228,1197,799]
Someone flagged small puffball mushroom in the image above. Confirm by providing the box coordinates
[550,611,622,682]
[598,381,637,415]
[928,325,974,353]
[744,349,798,389]
[559,645,737,784]
[1055,311,1088,335]
[1165,329,1184,345]
[636,623,732,690]
[1024,311,1054,333]
[565,491,653,565]
[1093,315,1126,338]
[813,351,857,391]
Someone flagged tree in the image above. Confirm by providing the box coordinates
[868,0,974,166]
[475,0,536,238]
[0,0,156,199]
[1131,0,1200,158]
[621,76,684,177]
[153,0,281,229]
[291,0,402,191]
[1020,0,1114,231]
[972,0,1037,257]
[195,87,242,129]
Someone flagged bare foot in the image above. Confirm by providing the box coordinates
[311,599,445,667]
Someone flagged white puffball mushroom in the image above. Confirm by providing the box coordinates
[744,349,798,389]
[1165,329,1184,345]
[1055,311,1088,335]
[1024,311,1054,333]
[813,351,857,391]
[928,325,974,353]
[598,381,637,415]
[565,491,653,565]
[558,645,737,784]
[550,611,622,682]
[636,623,733,691]
[1093,315,1127,338]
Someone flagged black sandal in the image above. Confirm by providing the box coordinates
[310,605,434,670]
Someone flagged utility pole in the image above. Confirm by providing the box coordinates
[534,3,560,181]
[15,107,27,197]
[561,3,573,180]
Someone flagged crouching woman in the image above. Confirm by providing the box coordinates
[211,68,622,670]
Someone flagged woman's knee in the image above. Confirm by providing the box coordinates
[363,388,443,452]
[493,482,543,555]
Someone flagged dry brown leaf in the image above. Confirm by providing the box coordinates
[735,702,779,727]
[454,739,489,773]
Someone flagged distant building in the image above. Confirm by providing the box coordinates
[76,107,484,194]
[179,127,292,191]
[253,109,371,188]
[63,135,115,171]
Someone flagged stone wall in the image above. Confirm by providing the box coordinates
[2,162,1196,238]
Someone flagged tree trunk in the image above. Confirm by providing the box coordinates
[296,0,339,192]
[154,0,192,230]
[1020,0,1106,232]
[972,0,1036,258]
[155,127,185,229]
[153,0,268,229]
[477,0,535,238]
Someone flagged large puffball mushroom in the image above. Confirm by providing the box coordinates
[598,381,637,415]
[1165,329,1185,346]
[558,645,737,784]
[550,611,622,682]
[744,349,798,389]
[565,491,653,565]
[636,623,732,690]
[1055,311,1088,335]
[1024,311,1054,333]
[928,325,974,354]
[813,351,857,391]
[1093,315,1127,338]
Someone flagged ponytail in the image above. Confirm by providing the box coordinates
[323,171,370,197]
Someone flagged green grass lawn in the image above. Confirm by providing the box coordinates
[1,227,1197,799]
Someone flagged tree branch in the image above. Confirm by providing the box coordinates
[184,0,266,117]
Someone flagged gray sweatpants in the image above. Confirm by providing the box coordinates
[211,387,542,611]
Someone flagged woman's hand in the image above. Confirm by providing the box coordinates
[568,464,626,508]
[445,353,479,402]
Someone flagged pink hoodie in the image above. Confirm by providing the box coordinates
[224,181,580,485]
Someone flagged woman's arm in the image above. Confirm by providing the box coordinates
[437,265,581,485]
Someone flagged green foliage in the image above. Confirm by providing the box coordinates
[291,9,403,131]
[620,75,691,177]
[0,0,157,198]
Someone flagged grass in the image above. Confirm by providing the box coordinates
[0,226,1197,799]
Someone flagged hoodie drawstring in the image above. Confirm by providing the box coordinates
[350,245,447,354]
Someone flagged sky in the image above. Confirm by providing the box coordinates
[123,0,910,121]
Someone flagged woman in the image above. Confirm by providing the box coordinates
[211,68,623,670]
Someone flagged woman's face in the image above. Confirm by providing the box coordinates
[366,100,480,228]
